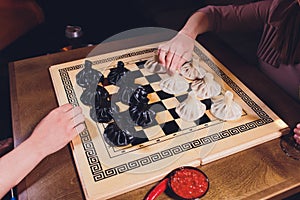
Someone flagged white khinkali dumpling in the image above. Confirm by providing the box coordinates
[159,73,189,95]
[191,72,221,99]
[180,57,206,80]
[144,54,167,74]
[210,90,242,121]
[175,91,206,121]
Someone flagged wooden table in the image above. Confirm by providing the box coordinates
[9,32,300,200]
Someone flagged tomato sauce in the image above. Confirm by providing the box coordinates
[170,168,209,199]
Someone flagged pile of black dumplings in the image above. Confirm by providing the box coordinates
[76,60,156,147]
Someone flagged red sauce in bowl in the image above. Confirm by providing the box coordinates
[169,167,209,199]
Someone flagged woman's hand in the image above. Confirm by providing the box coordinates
[158,31,195,73]
[157,11,210,73]
[0,104,86,198]
[29,103,86,157]
[293,123,300,144]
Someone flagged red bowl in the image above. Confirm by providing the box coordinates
[144,166,209,200]
[167,166,209,200]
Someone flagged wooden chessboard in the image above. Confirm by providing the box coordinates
[49,41,288,200]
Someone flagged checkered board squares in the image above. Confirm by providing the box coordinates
[98,59,232,154]
[50,42,288,200]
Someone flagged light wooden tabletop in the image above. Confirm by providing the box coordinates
[9,32,300,200]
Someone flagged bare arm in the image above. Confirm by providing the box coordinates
[0,104,85,198]
[158,11,210,72]
[158,0,271,72]
[180,11,211,39]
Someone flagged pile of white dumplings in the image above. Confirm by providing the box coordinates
[144,54,242,122]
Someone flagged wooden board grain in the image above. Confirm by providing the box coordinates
[49,41,288,200]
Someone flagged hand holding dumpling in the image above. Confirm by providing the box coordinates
[158,31,195,73]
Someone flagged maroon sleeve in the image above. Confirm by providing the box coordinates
[198,0,273,32]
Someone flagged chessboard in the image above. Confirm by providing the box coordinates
[49,41,288,200]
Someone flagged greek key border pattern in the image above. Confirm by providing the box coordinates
[58,46,274,182]
[59,67,103,178]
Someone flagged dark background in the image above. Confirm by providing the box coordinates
[0,1,158,141]
[0,1,299,199]
[0,0,206,141]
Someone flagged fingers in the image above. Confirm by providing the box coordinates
[170,54,187,73]
[294,134,300,144]
[60,103,74,112]
[69,106,85,133]
[72,112,85,127]
[182,51,192,62]
[158,31,195,74]
[75,123,86,133]
[64,105,82,120]
[71,106,83,118]
[60,104,86,133]
[293,123,300,135]
[294,124,300,144]
[165,51,175,71]
[158,48,167,67]
[158,49,187,73]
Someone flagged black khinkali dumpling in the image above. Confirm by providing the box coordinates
[129,104,155,127]
[107,61,129,85]
[90,105,113,123]
[89,86,118,123]
[94,85,110,106]
[129,86,149,106]
[115,72,139,105]
[80,85,109,106]
[118,86,136,105]
[103,122,134,146]
[129,86,155,127]
[76,60,104,88]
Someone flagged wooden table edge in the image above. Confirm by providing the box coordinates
[8,31,300,200]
